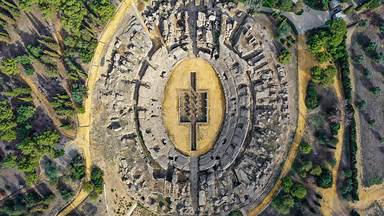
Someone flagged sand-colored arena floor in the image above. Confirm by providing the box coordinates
[162,58,225,157]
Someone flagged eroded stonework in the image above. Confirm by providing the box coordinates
[91,1,297,215]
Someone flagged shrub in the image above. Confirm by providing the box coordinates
[282,176,293,193]
[0,58,19,76]
[299,141,312,155]
[310,165,322,176]
[317,168,332,188]
[278,48,291,64]
[305,81,320,109]
[291,184,307,199]
[271,194,294,215]
[0,100,17,142]
[310,65,337,86]
[369,87,381,95]
[69,154,85,180]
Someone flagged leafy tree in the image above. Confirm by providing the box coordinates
[305,81,320,109]
[70,153,85,180]
[272,194,294,215]
[330,122,340,136]
[15,55,33,65]
[317,168,333,188]
[26,44,43,59]
[369,87,381,95]
[15,105,36,139]
[307,20,347,63]
[299,141,313,155]
[299,160,313,178]
[44,159,59,184]
[310,165,322,176]
[83,181,94,193]
[291,184,307,199]
[310,65,337,86]
[0,58,19,76]
[353,55,364,64]
[282,176,293,193]
[71,82,86,106]
[90,166,104,195]
[278,48,291,64]
[0,99,17,142]
[4,130,60,185]
[356,100,367,110]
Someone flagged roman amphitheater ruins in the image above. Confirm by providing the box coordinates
[91,0,298,215]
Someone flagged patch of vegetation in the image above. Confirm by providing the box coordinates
[272,177,307,215]
[310,65,337,86]
[228,210,243,216]
[305,81,320,110]
[43,159,59,184]
[0,192,55,216]
[307,20,347,64]
[50,93,75,121]
[84,166,104,199]
[0,0,20,43]
[356,0,382,11]
[58,183,74,201]
[263,0,294,11]
[304,0,329,11]
[3,130,61,185]
[316,167,332,188]
[0,99,17,142]
[0,58,19,76]
[69,153,85,181]
[278,48,291,64]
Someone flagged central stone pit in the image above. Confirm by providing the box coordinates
[162,58,225,157]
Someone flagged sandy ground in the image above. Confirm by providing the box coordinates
[56,0,137,215]
[162,58,225,157]
[248,35,310,216]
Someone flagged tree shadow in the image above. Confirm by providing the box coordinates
[25,12,51,37]
[0,41,25,58]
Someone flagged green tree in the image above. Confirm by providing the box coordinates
[0,58,19,76]
[310,165,322,176]
[317,168,333,188]
[305,81,320,109]
[278,48,291,64]
[299,141,313,154]
[70,153,85,180]
[16,105,36,138]
[90,166,104,195]
[271,194,294,215]
[291,184,307,199]
[0,100,17,142]
[369,87,381,95]
[310,65,337,86]
[282,176,293,193]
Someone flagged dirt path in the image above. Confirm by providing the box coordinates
[19,72,76,138]
[248,35,311,216]
[56,0,136,215]
[318,66,348,216]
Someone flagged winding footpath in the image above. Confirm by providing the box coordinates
[56,0,136,215]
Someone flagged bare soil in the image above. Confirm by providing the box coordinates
[350,8,384,187]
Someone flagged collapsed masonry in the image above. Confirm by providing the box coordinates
[91,0,296,215]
